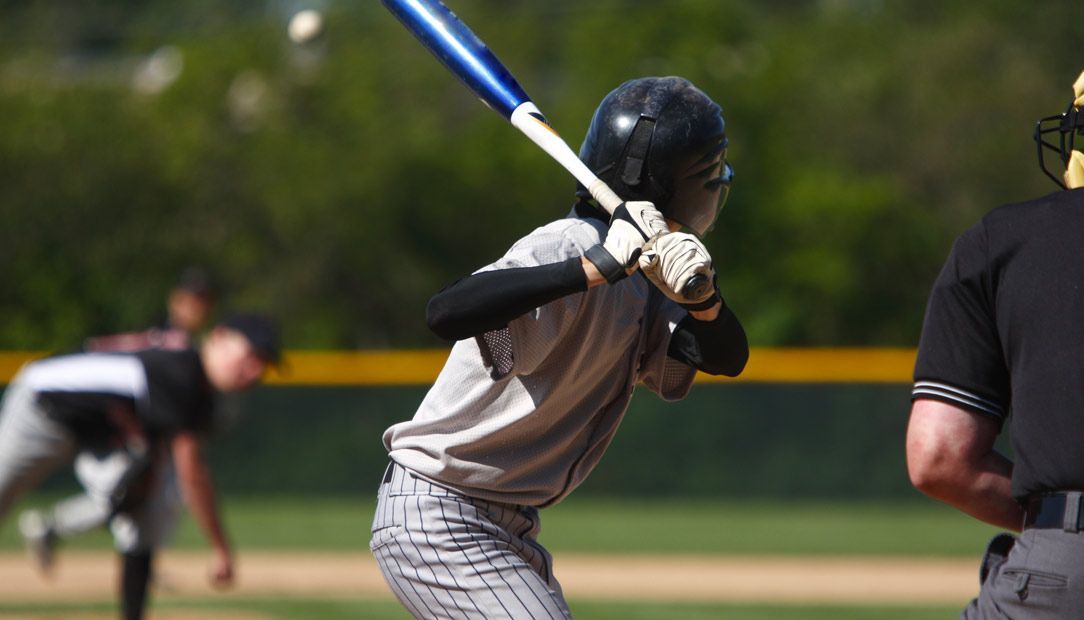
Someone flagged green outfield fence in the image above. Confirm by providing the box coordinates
[0,349,926,499]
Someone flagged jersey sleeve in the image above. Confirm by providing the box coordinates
[475,222,588,378]
[912,223,1010,423]
[639,290,698,401]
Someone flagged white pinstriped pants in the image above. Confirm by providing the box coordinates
[370,462,572,619]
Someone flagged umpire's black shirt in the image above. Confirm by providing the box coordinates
[24,348,214,448]
[913,187,1084,501]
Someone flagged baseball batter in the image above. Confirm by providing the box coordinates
[371,76,748,618]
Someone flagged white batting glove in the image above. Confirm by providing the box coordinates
[584,201,669,284]
[639,232,719,309]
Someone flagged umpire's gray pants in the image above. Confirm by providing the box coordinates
[961,528,1084,619]
[370,462,571,619]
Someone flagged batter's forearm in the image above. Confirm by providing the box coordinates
[426,257,589,341]
[667,304,748,376]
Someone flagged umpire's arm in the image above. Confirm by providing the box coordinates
[173,431,234,586]
[906,399,1021,531]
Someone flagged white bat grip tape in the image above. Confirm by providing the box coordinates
[511,102,625,216]
[587,180,623,215]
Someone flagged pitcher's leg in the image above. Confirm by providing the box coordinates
[0,383,76,517]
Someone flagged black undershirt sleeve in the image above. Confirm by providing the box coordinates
[426,257,588,342]
[667,303,749,377]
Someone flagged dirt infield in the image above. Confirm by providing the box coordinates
[0,551,978,606]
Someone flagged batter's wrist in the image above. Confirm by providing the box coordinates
[580,256,607,288]
[689,299,723,321]
[584,244,628,284]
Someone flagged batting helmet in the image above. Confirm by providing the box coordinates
[577,76,733,236]
[1034,70,1084,189]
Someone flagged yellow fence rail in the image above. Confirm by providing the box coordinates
[0,348,916,386]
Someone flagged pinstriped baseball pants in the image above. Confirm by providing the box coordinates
[370,462,572,619]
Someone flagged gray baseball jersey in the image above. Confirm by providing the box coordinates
[383,213,696,508]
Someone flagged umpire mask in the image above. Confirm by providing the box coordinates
[1035,70,1084,189]
[577,76,733,236]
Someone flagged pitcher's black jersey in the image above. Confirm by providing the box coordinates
[22,348,213,447]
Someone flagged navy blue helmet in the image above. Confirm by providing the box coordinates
[578,76,733,236]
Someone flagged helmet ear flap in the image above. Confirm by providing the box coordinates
[619,117,656,187]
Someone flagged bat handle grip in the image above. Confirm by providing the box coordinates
[589,178,708,302]
[586,179,624,215]
[681,273,712,303]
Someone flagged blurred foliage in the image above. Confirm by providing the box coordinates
[0,0,1078,349]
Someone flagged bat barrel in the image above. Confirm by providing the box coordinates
[383,0,530,119]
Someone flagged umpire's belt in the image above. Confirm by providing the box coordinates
[1023,491,1084,532]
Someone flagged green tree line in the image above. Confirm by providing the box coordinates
[0,0,1078,349]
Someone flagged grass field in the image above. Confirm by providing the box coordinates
[0,495,989,618]
[1,494,998,555]
[4,494,999,557]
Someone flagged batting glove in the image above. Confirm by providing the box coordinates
[585,201,669,284]
[639,232,720,310]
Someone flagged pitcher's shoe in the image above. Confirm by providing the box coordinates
[18,510,57,577]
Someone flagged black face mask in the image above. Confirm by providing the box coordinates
[1035,100,1084,190]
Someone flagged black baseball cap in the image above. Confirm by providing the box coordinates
[220,313,281,364]
[175,267,217,299]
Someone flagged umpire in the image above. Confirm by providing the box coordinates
[907,70,1084,618]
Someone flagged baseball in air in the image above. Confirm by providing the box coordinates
[288,9,325,44]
